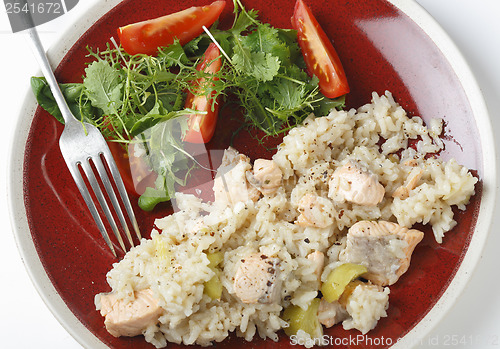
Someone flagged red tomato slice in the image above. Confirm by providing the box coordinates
[118,0,226,56]
[107,141,157,196]
[183,43,222,143]
[291,0,349,98]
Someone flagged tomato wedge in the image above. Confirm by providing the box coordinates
[118,0,226,56]
[183,43,222,143]
[291,0,349,98]
[107,141,157,197]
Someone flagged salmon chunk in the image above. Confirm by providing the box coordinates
[328,161,385,206]
[98,289,163,337]
[246,158,283,195]
[296,193,335,228]
[339,221,424,286]
[220,146,250,167]
[307,250,325,283]
[213,148,260,206]
[233,253,281,304]
[393,167,424,200]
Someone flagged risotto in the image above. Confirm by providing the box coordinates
[95,91,477,347]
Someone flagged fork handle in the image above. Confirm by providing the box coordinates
[25,23,77,125]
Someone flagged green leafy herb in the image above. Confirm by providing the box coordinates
[83,60,123,116]
[30,77,96,123]
[185,0,345,135]
[30,0,346,211]
[134,115,194,211]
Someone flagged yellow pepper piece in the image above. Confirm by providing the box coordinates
[204,252,224,300]
[153,235,170,264]
[320,263,367,303]
[207,251,224,268]
[282,298,321,338]
[204,268,223,300]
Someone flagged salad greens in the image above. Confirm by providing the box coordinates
[31,0,345,211]
[185,0,345,134]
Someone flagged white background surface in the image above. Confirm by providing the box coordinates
[1,0,499,348]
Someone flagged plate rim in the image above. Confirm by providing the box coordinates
[8,0,496,348]
[8,1,123,348]
[386,0,496,347]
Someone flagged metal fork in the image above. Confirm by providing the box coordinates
[26,26,141,257]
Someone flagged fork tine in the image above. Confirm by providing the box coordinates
[93,154,135,248]
[103,150,142,242]
[80,159,127,253]
[66,162,117,257]
[26,20,139,256]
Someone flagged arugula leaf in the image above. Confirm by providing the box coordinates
[83,60,123,116]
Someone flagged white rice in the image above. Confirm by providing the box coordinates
[96,91,477,347]
[342,284,390,334]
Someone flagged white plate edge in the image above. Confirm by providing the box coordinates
[386,0,497,347]
[7,1,124,348]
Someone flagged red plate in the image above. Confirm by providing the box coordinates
[19,0,489,348]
